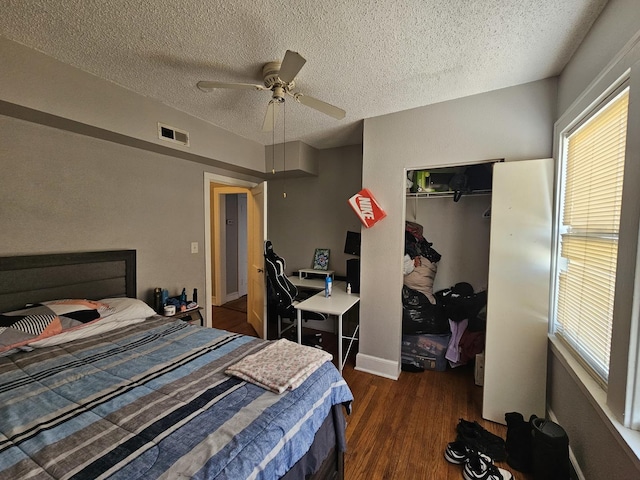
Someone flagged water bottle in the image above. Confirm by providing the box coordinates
[161,289,169,306]
[325,276,332,297]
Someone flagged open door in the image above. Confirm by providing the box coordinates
[482,158,554,424]
[205,174,265,333]
[247,182,267,338]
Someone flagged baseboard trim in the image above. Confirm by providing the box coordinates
[224,291,240,303]
[355,353,400,380]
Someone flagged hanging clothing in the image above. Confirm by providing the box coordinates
[446,318,468,364]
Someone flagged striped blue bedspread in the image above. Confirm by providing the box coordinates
[0,317,353,479]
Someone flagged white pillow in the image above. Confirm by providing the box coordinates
[28,298,156,349]
[98,297,157,322]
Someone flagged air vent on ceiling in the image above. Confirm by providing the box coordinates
[158,123,190,146]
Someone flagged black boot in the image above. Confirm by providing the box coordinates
[531,417,570,480]
[504,412,534,472]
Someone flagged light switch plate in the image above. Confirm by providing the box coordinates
[191,242,199,254]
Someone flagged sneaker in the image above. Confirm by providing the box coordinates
[444,441,493,465]
[463,453,514,480]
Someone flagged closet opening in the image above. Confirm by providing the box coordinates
[401,161,498,384]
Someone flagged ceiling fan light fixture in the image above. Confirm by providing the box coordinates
[272,86,286,103]
[196,50,346,130]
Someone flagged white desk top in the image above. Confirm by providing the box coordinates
[289,277,325,291]
[294,281,360,316]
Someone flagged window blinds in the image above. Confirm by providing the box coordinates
[555,88,629,383]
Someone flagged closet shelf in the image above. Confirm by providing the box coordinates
[406,189,492,199]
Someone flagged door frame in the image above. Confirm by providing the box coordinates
[203,173,264,328]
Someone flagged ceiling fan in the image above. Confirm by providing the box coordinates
[197,50,346,131]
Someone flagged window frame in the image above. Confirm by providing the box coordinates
[552,82,630,387]
[552,66,640,433]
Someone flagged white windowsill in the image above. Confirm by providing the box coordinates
[549,335,640,469]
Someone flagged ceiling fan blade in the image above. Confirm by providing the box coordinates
[197,81,265,92]
[262,100,280,132]
[278,50,306,84]
[293,93,346,120]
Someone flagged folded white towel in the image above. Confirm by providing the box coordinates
[226,339,333,394]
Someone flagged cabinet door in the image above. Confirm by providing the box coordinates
[482,158,554,424]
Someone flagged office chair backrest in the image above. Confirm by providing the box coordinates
[264,240,298,311]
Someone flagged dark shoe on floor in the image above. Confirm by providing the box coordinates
[444,441,493,465]
[505,411,534,472]
[456,418,507,462]
[463,453,514,480]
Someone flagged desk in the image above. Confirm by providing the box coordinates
[297,268,334,280]
[289,276,325,291]
[294,281,359,372]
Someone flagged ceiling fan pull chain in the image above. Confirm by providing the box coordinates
[283,100,287,199]
[272,102,276,174]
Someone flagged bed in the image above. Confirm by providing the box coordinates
[0,250,353,479]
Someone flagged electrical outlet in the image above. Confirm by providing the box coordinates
[191,242,199,254]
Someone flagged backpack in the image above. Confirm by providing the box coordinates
[448,172,469,202]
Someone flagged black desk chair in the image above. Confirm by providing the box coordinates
[264,241,326,344]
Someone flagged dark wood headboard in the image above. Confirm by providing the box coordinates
[0,250,136,312]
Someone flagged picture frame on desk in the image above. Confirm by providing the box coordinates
[312,248,330,270]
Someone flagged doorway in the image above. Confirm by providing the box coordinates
[220,192,248,304]
[203,173,267,337]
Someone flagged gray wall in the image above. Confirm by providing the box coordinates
[549,1,640,478]
[359,78,557,378]
[0,37,264,174]
[0,115,258,306]
[266,144,363,277]
[0,36,266,311]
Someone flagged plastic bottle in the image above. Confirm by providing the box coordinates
[180,288,187,304]
[193,288,198,304]
[325,276,332,297]
[347,283,351,294]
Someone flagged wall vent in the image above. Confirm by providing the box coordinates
[158,123,190,146]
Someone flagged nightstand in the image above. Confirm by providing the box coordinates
[168,307,204,326]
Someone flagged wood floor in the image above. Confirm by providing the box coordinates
[211,304,532,480]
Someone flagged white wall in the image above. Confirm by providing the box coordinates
[359,78,557,378]
[406,193,492,293]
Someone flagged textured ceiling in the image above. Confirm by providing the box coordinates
[0,0,607,150]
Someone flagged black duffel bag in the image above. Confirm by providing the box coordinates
[402,285,449,335]
[435,283,487,322]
